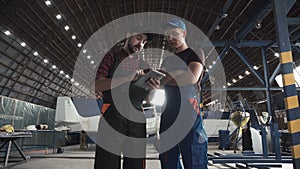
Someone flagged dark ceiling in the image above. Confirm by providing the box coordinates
[0,0,299,109]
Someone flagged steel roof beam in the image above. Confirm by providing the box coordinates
[231,46,265,85]
[287,18,300,26]
[197,40,298,47]
[211,40,274,47]
[269,63,281,85]
[202,87,299,91]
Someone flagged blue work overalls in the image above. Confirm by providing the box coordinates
[159,49,208,169]
[159,85,208,169]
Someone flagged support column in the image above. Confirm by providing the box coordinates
[261,47,271,157]
[273,0,300,168]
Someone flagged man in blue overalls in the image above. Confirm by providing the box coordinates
[94,26,160,169]
[159,18,208,169]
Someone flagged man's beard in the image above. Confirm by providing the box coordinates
[127,37,141,54]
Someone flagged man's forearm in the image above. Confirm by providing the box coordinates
[166,71,198,86]
[95,75,131,92]
[160,70,185,85]
[164,62,203,86]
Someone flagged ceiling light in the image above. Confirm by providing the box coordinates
[59,70,64,74]
[208,65,212,69]
[257,99,267,104]
[232,79,237,83]
[215,25,220,30]
[238,75,243,79]
[4,30,11,35]
[33,52,38,56]
[255,19,262,29]
[77,43,82,47]
[75,82,79,86]
[253,65,259,70]
[83,49,87,53]
[45,0,51,6]
[212,61,216,65]
[43,59,48,63]
[70,78,74,82]
[65,74,70,78]
[222,85,226,88]
[56,14,62,20]
[245,70,250,75]
[21,42,26,47]
[87,55,91,59]
[274,52,279,57]
[64,25,69,31]
[72,35,76,39]
[91,60,95,64]
[227,83,232,86]
[52,65,57,69]
[221,13,228,18]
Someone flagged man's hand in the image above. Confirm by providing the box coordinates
[147,78,161,90]
[130,69,145,81]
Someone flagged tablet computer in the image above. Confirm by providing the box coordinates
[134,69,166,90]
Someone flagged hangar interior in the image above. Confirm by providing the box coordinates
[0,0,299,168]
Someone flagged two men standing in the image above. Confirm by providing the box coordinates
[94,18,207,169]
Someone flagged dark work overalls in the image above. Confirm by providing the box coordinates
[94,51,149,169]
[159,48,208,169]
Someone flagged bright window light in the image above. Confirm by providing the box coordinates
[77,43,82,47]
[150,89,166,106]
[70,78,74,82]
[227,83,232,86]
[253,65,259,70]
[87,55,91,59]
[56,14,62,20]
[33,52,38,56]
[72,35,76,39]
[75,82,79,86]
[232,79,237,83]
[245,70,250,75]
[238,75,243,79]
[21,42,26,47]
[64,25,69,31]
[59,70,64,74]
[208,65,212,69]
[43,59,48,63]
[90,60,95,64]
[275,66,300,87]
[4,30,11,35]
[212,61,216,65]
[65,74,70,78]
[83,49,87,53]
[52,65,57,69]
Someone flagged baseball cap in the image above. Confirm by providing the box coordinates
[163,18,186,31]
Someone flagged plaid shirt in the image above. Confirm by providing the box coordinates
[96,48,148,79]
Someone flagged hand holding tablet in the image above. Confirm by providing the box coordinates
[134,69,166,90]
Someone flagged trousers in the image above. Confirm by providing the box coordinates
[159,116,208,169]
[159,86,208,169]
[94,104,146,169]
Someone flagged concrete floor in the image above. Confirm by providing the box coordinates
[2,142,294,169]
